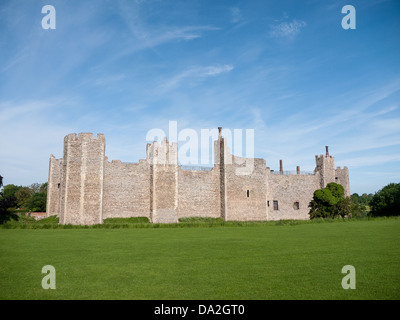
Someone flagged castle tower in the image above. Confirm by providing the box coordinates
[46,155,63,217]
[315,146,350,197]
[59,133,105,225]
[146,137,178,223]
[315,146,336,189]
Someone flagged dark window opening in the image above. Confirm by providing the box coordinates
[267,201,270,207]
[273,200,279,211]
[247,190,250,198]
[294,202,300,210]
[57,183,60,189]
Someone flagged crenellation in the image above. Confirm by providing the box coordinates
[47,132,350,225]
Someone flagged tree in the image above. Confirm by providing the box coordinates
[370,183,400,217]
[29,183,42,194]
[308,182,350,219]
[15,187,33,208]
[25,192,47,212]
[335,197,353,218]
[1,184,21,208]
[350,193,372,217]
[326,182,344,200]
[0,177,18,224]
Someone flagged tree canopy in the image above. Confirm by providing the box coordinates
[0,178,47,224]
[308,182,350,219]
[370,183,400,217]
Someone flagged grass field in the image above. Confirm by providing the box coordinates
[0,217,399,300]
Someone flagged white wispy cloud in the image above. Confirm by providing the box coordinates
[92,74,126,87]
[115,1,219,58]
[269,19,307,38]
[230,7,243,23]
[160,64,234,91]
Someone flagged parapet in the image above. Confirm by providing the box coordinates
[146,137,178,165]
[64,133,105,142]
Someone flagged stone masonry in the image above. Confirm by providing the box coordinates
[46,129,350,225]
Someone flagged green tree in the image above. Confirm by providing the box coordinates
[0,177,18,224]
[326,182,344,200]
[26,192,47,212]
[334,197,353,218]
[15,187,33,208]
[370,183,400,217]
[1,184,21,208]
[350,193,372,217]
[308,182,351,219]
[29,183,42,194]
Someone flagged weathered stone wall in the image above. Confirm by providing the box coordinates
[267,170,321,221]
[102,159,150,219]
[148,138,179,223]
[50,132,351,225]
[177,168,220,219]
[335,166,350,197]
[59,133,105,225]
[224,155,267,221]
[46,155,63,217]
[315,150,336,189]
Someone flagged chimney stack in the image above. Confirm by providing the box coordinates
[297,166,300,175]
[280,160,283,174]
[325,146,329,157]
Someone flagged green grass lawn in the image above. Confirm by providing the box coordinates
[0,218,399,300]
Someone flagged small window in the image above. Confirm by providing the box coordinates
[267,201,270,207]
[294,202,300,210]
[57,183,60,189]
[247,190,250,198]
[273,200,279,211]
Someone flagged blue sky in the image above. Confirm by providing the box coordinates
[0,0,399,195]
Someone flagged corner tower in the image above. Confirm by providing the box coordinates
[59,133,105,225]
[146,137,178,223]
[315,146,350,197]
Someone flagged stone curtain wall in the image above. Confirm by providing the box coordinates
[46,155,62,217]
[178,168,220,219]
[102,160,150,219]
[267,171,321,221]
[224,155,267,221]
[48,132,350,225]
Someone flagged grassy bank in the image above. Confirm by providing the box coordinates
[0,217,399,299]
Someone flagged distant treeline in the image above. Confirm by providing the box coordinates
[0,175,47,223]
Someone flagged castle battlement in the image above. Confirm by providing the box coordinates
[47,131,350,225]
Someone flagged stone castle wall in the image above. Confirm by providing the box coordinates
[58,133,105,225]
[102,160,150,219]
[178,168,220,219]
[224,155,267,221]
[267,171,320,221]
[47,132,350,225]
[46,155,63,217]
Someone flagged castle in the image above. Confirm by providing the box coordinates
[46,128,350,225]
